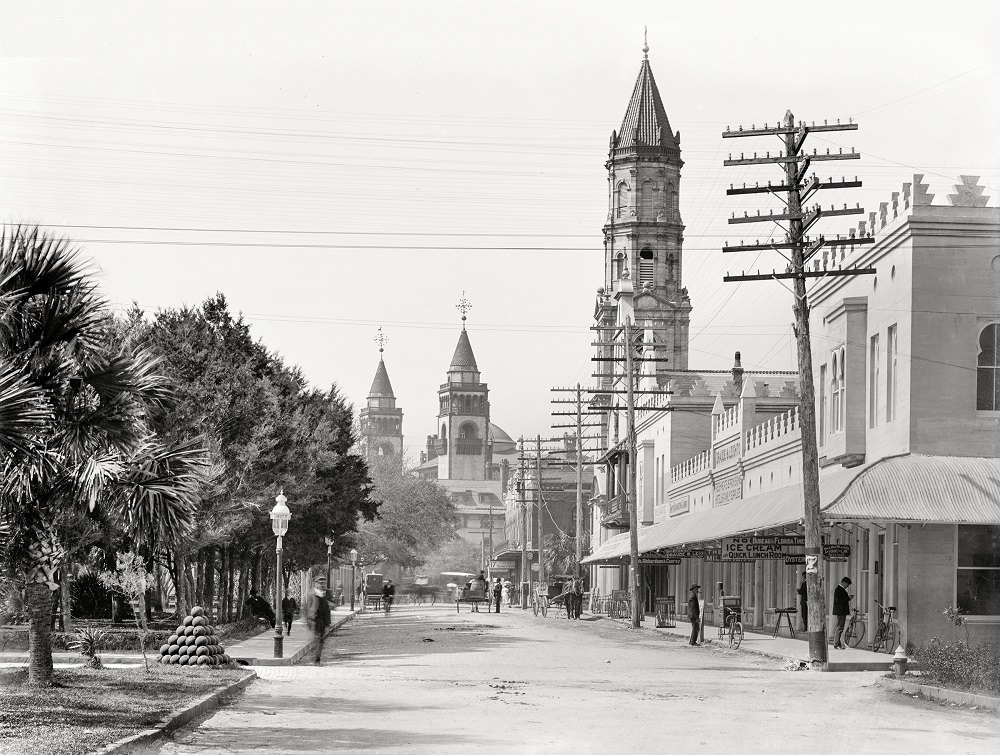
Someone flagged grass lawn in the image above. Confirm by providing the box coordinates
[0,664,250,755]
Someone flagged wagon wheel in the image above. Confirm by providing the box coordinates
[540,598,548,618]
[532,594,539,616]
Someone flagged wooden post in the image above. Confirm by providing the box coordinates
[535,435,545,586]
[575,383,584,577]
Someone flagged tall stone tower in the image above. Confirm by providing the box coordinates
[435,297,490,481]
[595,39,692,378]
[358,330,404,464]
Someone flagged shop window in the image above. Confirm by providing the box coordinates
[977,324,1000,411]
[957,525,1000,615]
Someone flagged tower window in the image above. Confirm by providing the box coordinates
[639,248,654,286]
[641,179,655,220]
[616,182,630,219]
[615,252,627,281]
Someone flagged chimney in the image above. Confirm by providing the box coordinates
[732,351,744,395]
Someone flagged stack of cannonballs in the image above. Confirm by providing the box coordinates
[158,605,232,667]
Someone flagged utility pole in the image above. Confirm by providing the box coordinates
[535,435,545,586]
[519,437,529,609]
[624,318,641,629]
[722,110,874,667]
[487,497,494,583]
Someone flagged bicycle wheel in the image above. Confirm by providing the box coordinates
[532,597,539,616]
[845,619,865,648]
[540,599,548,618]
[883,622,899,654]
[731,621,743,649]
[870,624,885,653]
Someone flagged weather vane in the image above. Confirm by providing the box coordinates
[643,26,649,58]
[374,326,387,354]
[456,291,472,324]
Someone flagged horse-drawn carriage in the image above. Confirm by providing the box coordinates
[363,573,384,611]
[531,577,575,617]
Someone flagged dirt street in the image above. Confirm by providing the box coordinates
[144,603,1000,754]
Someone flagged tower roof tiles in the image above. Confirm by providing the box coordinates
[613,55,678,157]
[368,358,395,398]
[449,328,479,372]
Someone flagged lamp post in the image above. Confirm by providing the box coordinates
[350,548,358,611]
[324,535,334,600]
[270,490,291,658]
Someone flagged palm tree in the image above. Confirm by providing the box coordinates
[0,225,198,685]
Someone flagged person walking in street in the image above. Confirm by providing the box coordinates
[797,572,808,632]
[688,585,702,646]
[381,579,395,614]
[832,577,853,649]
[281,594,297,635]
[307,578,332,665]
[493,577,502,613]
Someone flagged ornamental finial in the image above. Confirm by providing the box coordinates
[642,27,649,58]
[374,326,387,354]
[456,291,472,328]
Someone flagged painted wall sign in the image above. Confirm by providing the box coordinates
[714,474,743,505]
[658,548,708,559]
[714,439,742,467]
[639,557,681,565]
[669,495,690,516]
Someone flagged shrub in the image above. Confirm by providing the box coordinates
[913,637,1000,696]
[68,627,111,669]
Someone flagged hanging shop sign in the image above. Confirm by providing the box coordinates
[657,548,709,559]
[490,560,516,569]
[639,556,682,565]
[823,544,851,562]
[721,536,790,560]
[669,495,690,517]
[784,556,806,566]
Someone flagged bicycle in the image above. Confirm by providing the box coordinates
[717,606,743,649]
[869,601,899,653]
[842,607,866,648]
[383,595,394,615]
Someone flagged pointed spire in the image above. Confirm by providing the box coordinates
[368,358,395,398]
[449,328,479,372]
[612,43,678,157]
[711,392,725,415]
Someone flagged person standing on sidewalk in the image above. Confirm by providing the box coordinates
[307,578,332,665]
[281,594,297,636]
[797,572,808,632]
[687,585,702,646]
[492,578,502,613]
[832,577,853,649]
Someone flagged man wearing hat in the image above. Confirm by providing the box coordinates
[688,585,702,646]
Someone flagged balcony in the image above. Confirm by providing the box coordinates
[456,440,483,455]
[601,493,629,528]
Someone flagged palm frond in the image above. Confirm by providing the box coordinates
[0,364,51,457]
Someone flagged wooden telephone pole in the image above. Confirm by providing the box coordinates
[722,110,874,666]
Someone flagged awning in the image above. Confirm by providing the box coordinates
[581,531,631,564]
[824,454,1000,523]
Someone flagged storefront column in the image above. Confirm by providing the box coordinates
[887,523,898,617]
[867,522,880,631]
[753,558,764,629]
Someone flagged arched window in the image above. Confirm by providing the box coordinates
[459,423,478,440]
[616,182,630,218]
[615,252,627,281]
[977,324,1000,410]
[641,179,654,220]
[830,352,841,433]
[441,423,447,439]
[639,247,654,285]
[667,182,677,215]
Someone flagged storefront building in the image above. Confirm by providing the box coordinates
[585,175,1000,650]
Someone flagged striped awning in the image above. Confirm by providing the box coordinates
[824,454,1000,523]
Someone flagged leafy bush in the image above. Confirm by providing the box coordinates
[68,627,111,669]
[913,637,1000,696]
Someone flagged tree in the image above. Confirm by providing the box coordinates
[354,456,458,570]
[0,225,198,686]
[99,551,155,671]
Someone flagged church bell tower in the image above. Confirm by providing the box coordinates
[359,328,404,464]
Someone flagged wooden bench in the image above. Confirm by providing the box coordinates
[455,588,487,612]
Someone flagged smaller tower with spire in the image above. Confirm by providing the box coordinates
[359,327,404,465]
[432,293,491,481]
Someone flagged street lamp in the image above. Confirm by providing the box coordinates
[324,535,334,601]
[270,490,291,658]
[350,548,358,612]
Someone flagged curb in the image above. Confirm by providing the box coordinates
[876,676,1000,713]
[237,611,355,666]
[93,670,257,754]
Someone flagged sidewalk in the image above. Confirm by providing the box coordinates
[0,606,357,669]
[610,614,896,671]
[227,606,357,666]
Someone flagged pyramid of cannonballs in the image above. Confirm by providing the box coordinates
[158,605,231,667]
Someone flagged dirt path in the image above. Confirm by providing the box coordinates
[143,603,1000,754]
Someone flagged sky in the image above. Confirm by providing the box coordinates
[1,1,998,461]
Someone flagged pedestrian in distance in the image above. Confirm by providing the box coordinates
[571,577,584,620]
[281,594,297,635]
[688,585,702,646]
[307,578,332,665]
[797,572,808,632]
[501,579,511,608]
[493,577,502,613]
[832,577,853,649]
[381,579,396,614]
[472,571,487,613]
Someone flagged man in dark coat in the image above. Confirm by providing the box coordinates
[245,589,275,628]
[687,585,702,646]
[281,595,297,635]
[797,572,808,632]
[307,579,332,665]
[832,577,853,649]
